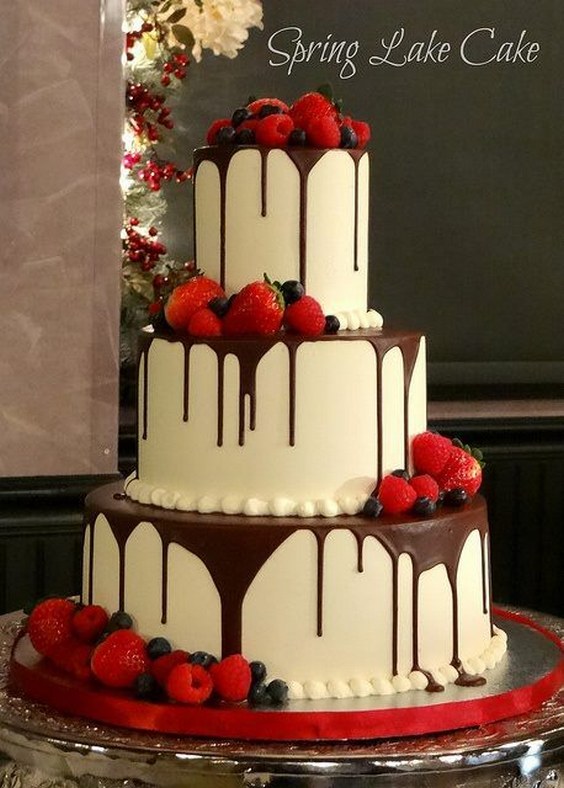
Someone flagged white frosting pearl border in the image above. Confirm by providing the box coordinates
[124,475,367,517]
[334,308,383,331]
[285,627,508,700]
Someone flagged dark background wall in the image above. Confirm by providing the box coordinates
[163,0,564,393]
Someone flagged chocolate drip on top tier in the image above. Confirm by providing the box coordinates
[138,329,422,475]
[86,484,492,689]
[193,147,367,289]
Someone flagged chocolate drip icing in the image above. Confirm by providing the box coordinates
[353,155,361,272]
[138,329,422,463]
[194,147,367,292]
[161,540,169,624]
[86,485,491,684]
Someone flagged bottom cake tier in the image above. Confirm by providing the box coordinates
[83,483,507,699]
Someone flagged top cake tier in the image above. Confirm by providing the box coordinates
[193,147,377,329]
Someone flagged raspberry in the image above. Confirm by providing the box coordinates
[255,114,294,148]
[289,92,338,131]
[350,120,371,148]
[412,431,453,477]
[165,276,225,331]
[283,295,325,336]
[247,97,289,115]
[409,474,440,503]
[188,307,222,337]
[50,639,94,681]
[72,605,109,644]
[306,116,341,148]
[151,649,190,688]
[210,654,252,702]
[437,446,483,497]
[27,598,76,657]
[377,475,418,515]
[166,663,213,705]
[206,118,233,145]
[91,630,150,689]
[239,118,259,134]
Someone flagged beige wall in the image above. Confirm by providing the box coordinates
[0,0,124,477]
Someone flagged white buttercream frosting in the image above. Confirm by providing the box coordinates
[125,477,367,517]
[334,308,384,331]
[286,627,507,700]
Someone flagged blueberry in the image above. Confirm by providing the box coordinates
[362,497,383,518]
[134,672,161,701]
[391,469,410,480]
[232,107,250,127]
[216,126,236,144]
[234,128,255,145]
[258,104,283,118]
[147,637,171,660]
[340,125,358,149]
[266,679,289,706]
[250,660,267,686]
[190,651,218,669]
[281,280,305,305]
[288,129,307,146]
[248,682,271,707]
[107,611,133,632]
[412,496,437,517]
[444,487,469,507]
[324,315,340,334]
[208,296,231,317]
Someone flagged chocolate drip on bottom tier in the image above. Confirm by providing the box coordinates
[86,485,492,691]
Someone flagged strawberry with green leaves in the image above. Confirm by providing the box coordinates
[223,276,285,336]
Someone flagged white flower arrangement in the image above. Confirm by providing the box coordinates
[181,0,263,61]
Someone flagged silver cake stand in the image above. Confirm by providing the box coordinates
[0,608,562,788]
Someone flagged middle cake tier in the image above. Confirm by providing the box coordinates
[126,328,427,517]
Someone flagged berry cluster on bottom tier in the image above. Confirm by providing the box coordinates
[157,273,341,338]
[25,599,287,708]
[363,431,485,519]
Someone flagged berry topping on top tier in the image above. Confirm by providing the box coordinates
[205,86,371,150]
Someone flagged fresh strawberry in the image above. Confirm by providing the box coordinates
[223,279,284,336]
[351,120,371,148]
[437,446,483,496]
[289,92,338,131]
[409,474,440,503]
[412,431,453,477]
[165,276,225,331]
[247,97,289,115]
[306,116,341,148]
[151,649,190,688]
[91,630,150,689]
[166,663,214,705]
[206,118,233,145]
[255,114,294,148]
[210,654,251,702]
[50,639,94,681]
[188,307,222,337]
[72,605,108,644]
[377,475,418,515]
[27,598,76,657]
[283,295,325,336]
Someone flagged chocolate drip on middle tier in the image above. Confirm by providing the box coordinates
[86,486,491,690]
[138,329,422,482]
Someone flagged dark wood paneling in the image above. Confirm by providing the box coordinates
[0,421,563,616]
